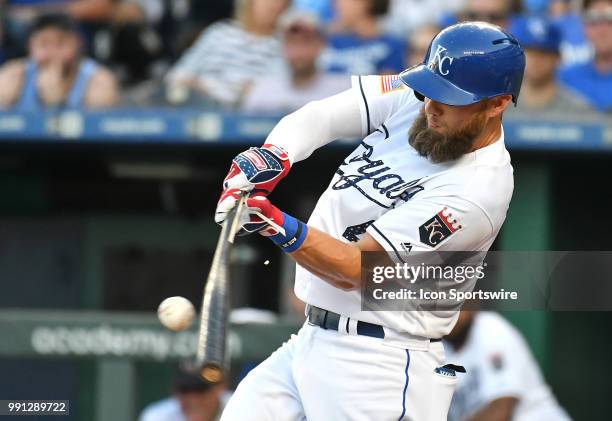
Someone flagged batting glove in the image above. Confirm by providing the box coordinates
[215,144,290,225]
[218,191,308,253]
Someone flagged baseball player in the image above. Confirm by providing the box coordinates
[446,311,571,421]
[216,22,525,421]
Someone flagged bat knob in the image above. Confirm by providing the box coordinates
[200,365,224,384]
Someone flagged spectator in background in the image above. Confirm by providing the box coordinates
[445,311,571,421]
[559,0,612,112]
[536,0,593,67]
[241,10,350,114]
[0,13,118,110]
[440,0,515,29]
[506,16,590,116]
[139,367,229,421]
[93,0,202,89]
[293,0,336,23]
[4,0,115,57]
[101,0,167,86]
[319,0,405,75]
[174,0,234,62]
[382,0,462,39]
[405,24,439,68]
[164,0,289,107]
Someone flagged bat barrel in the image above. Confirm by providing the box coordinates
[195,196,246,383]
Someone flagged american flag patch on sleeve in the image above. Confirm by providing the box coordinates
[380,75,405,94]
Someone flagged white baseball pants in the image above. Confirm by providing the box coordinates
[220,322,457,421]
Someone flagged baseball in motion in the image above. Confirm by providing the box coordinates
[157,296,196,331]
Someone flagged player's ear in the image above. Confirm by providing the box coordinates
[486,95,512,119]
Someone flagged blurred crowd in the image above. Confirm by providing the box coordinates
[0,0,610,114]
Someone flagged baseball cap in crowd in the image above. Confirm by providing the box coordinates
[509,16,561,53]
[279,9,325,36]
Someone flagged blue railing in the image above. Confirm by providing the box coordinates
[0,109,610,151]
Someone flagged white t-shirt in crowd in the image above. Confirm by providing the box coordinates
[381,0,465,38]
[241,71,350,113]
[166,21,283,105]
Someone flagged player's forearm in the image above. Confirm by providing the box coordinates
[265,89,363,164]
[290,227,362,291]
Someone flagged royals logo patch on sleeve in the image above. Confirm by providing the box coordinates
[418,207,462,247]
[380,75,405,94]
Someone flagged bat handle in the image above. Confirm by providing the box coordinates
[250,210,286,237]
[228,194,248,243]
[227,194,287,239]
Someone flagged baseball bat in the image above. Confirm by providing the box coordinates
[195,194,247,383]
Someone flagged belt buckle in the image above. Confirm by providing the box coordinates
[307,306,326,328]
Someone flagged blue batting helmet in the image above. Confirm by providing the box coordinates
[400,22,525,106]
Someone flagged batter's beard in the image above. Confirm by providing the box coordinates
[408,108,488,163]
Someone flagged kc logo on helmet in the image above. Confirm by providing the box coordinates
[418,207,461,247]
[428,45,454,76]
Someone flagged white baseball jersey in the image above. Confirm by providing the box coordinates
[293,75,514,339]
[446,312,571,421]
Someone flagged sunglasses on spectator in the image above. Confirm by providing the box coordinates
[583,10,612,25]
[463,11,509,22]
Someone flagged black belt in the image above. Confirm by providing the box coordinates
[307,305,442,342]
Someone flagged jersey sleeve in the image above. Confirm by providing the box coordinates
[351,74,421,137]
[264,88,363,164]
[366,194,494,261]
